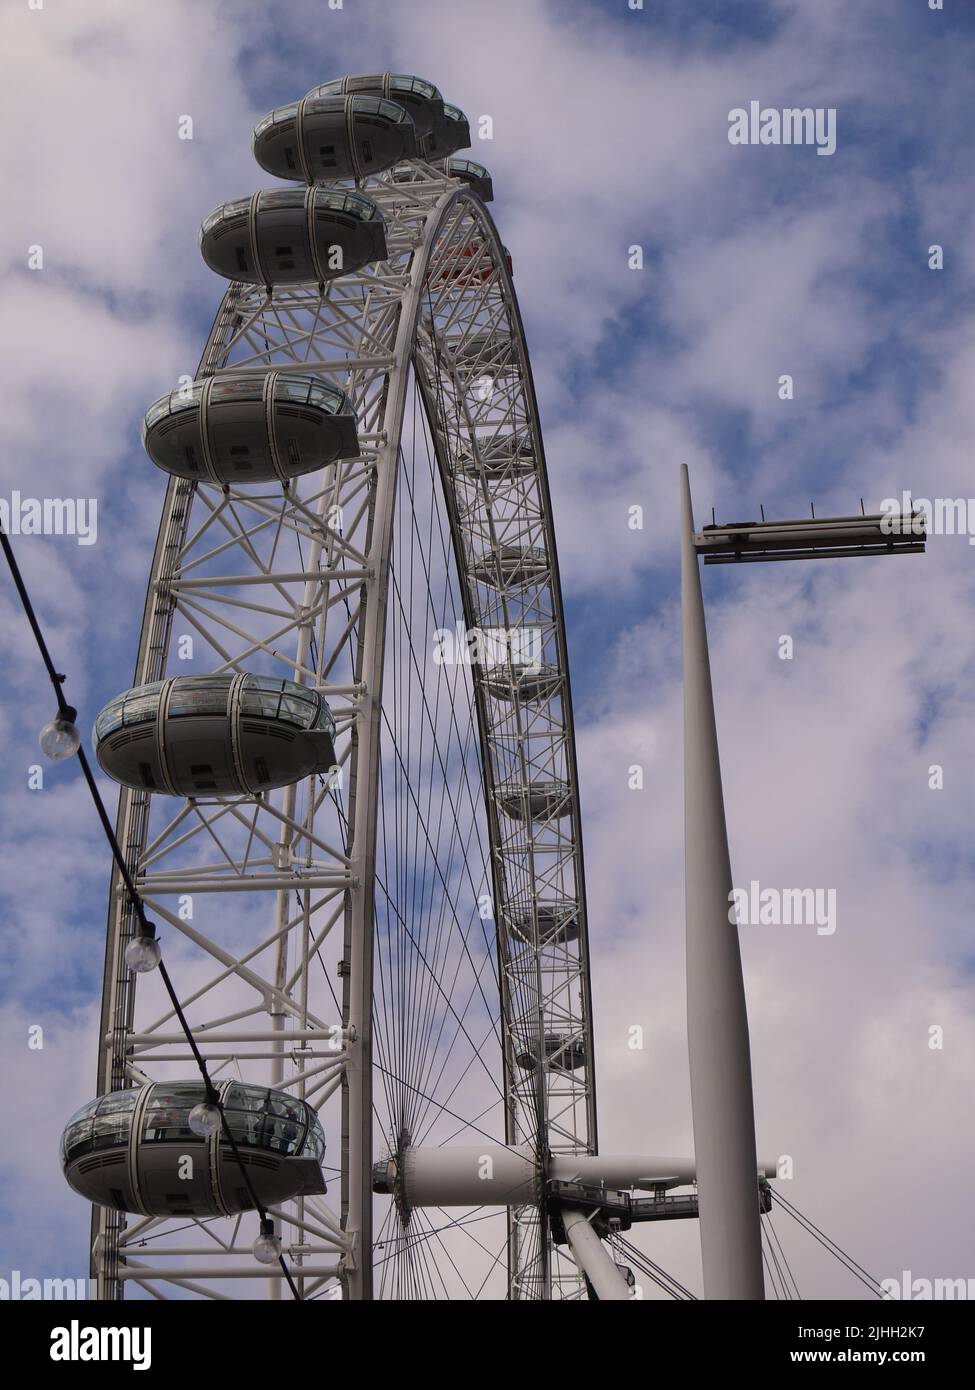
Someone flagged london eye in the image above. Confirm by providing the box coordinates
[62,71,618,1301]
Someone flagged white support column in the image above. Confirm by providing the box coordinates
[680,463,765,1300]
[561,1209,631,1301]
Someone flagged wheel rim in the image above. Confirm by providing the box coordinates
[91,159,595,1301]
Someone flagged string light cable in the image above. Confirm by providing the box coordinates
[1,523,301,1299]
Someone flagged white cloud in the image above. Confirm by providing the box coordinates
[1,0,973,1300]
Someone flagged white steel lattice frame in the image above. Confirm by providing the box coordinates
[91,160,596,1301]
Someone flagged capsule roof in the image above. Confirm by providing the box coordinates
[307,74,444,137]
[253,94,418,182]
[143,370,358,484]
[200,187,386,285]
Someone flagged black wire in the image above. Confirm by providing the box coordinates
[0,525,73,715]
[761,1222,789,1300]
[774,1191,886,1298]
[1,522,300,1300]
[612,1233,696,1300]
[767,1210,801,1299]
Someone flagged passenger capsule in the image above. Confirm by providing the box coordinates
[483,663,561,703]
[200,187,386,285]
[504,899,580,948]
[421,102,471,160]
[470,545,548,589]
[434,241,511,286]
[307,74,444,139]
[93,674,336,797]
[446,158,494,203]
[253,95,417,182]
[446,331,517,375]
[515,1033,586,1072]
[142,371,358,485]
[60,1082,326,1217]
[456,431,535,479]
[496,779,571,822]
[389,164,420,185]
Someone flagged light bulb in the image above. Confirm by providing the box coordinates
[125,932,161,973]
[188,1102,222,1137]
[253,1223,282,1265]
[39,716,81,760]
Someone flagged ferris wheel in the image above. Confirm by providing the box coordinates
[58,72,729,1302]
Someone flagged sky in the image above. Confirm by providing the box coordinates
[1,0,974,1300]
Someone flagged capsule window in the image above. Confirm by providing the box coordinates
[167,680,232,718]
[244,676,287,692]
[123,695,161,728]
[97,1091,139,1116]
[378,99,409,122]
[276,377,315,405]
[169,385,202,414]
[142,1084,206,1144]
[303,1117,327,1164]
[144,398,171,429]
[62,1119,94,1164]
[95,702,125,741]
[259,189,305,211]
[307,383,347,411]
[92,1111,133,1151]
[241,689,282,718]
[265,1094,307,1154]
[279,694,318,729]
[313,705,336,734]
[209,378,263,405]
[344,192,378,221]
[222,1111,264,1147]
[225,1083,270,1112]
